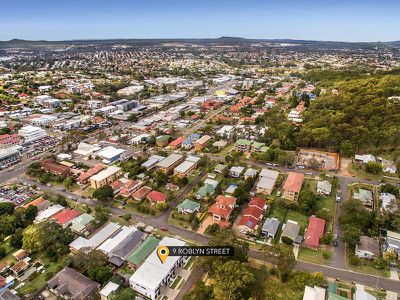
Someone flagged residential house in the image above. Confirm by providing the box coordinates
[51,209,81,228]
[208,195,236,227]
[119,180,142,198]
[127,236,160,268]
[317,180,332,196]
[353,188,374,210]
[47,267,100,300]
[147,191,167,203]
[237,196,266,233]
[303,286,326,300]
[235,139,252,151]
[354,284,376,300]
[141,155,165,170]
[380,193,396,212]
[129,237,188,300]
[155,135,171,148]
[78,164,105,185]
[214,164,227,174]
[100,282,119,300]
[244,168,258,179]
[174,160,196,177]
[132,186,152,201]
[229,166,245,178]
[383,230,400,259]
[41,159,71,176]
[261,218,280,239]
[177,199,200,214]
[303,216,325,249]
[108,229,145,267]
[168,137,185,149]
[70,213,94,234]
[256,169,279,195]
[355,236,380,260]
[282,220,302,244]
[194,135,211,151]
[282,172,304,201]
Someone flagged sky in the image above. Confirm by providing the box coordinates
[1,0,399,42]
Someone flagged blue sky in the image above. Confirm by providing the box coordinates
[1,0,399,42]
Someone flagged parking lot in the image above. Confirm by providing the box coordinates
[0,184,37,206]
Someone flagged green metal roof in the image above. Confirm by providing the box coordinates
[196,184,216,197]
[177,199,200,212]
[126,236,160,266]
[235,139,252,146]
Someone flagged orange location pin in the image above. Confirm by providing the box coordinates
[157,246,169,264]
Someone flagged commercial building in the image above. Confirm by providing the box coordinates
[90,166,122,189]
[156,153,184,173]
[96,146,125,164]
[129,237,188,300]
[0,134,20,149]
[18,125,47,144]
[282,172,304,201]
[41,159,71,176]
[0,146,23,167]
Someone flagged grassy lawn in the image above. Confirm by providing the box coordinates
[348,163,382,181]
[170,275,183,289]
[18,255,70,296]
[303,178,317,193]
[111,216,130,226]
[348,263,390,278]
[268,202,308,236]
[264,276,303,300]
[218,144,234,156]
[168,213,191,229]
[297,247,332,265]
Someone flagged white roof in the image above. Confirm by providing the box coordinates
[129,237,186,292]
[216,125,234,134]
[69,222,121,251]
[174,161,195,174]
[34,205,64,223]
[91,166,121,182]
[100,281,119,297]
[74,142,102,156]
[244,168,258,177]
[257,177,276,190]
[259,169,279,179]
[96,146,125,160]
[141,155,165,168]
[230,166,245,174]
[186,155,201,163]
[303,286,326,300]
[354,284,376,300]
[97,226,136,254]
[156,153,183,168]
[204,178,219,187]
[132,133,151,143]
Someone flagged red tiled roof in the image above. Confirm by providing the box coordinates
[147,190,167,203]
[242,206,263,220]
[249,196,266,209]
[119,180,141,197]
[51,209,80,225]
[132,186,152,200]
[303,216,326,249]
[238,215,259,229]
[283,172,304,193]
[215,195,236,207]
[169,137,185,148]
[78,164,105,183]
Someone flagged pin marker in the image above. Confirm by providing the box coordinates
[157,246,169,264]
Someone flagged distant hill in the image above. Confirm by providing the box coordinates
[0,37,398,50]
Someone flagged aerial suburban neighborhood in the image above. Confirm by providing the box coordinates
[0,1,400,300]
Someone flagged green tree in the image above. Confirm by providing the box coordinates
[22,221,74,259]
[0,202,14,215]
[267,244,295,281]
[115,288,137,300]
[87,265,113,284]
[93,185,114,202]
[10,228,23,248]
[365,162,383,174]
[341,224,361,247]
[213,260,255,300]
[63,176,74,188]
[298,191,319,215]
[183,281,213,300]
